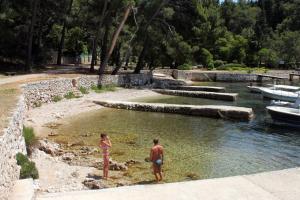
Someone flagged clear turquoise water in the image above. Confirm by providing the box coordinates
[56,82,300,183]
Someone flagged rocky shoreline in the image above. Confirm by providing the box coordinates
[25,88,162,195]
[32,139,140,194]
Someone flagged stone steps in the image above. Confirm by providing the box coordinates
[93,100,253,121]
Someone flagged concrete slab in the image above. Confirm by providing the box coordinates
[36,175,282,200]
[9,179,34,200]
[244,168,300,200]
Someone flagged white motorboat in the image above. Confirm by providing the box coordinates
[266,84,300,92]
[260,88,300,102]
[267,106,300,124]
[271,97,300,108]
[247,86,266,93]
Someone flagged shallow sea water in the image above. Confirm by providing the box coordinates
[56,82,300,183]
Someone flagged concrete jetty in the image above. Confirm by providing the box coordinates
[36,168,300,200]
[93,100,253,121]
[168,86,225,92]
[152,89,238,101]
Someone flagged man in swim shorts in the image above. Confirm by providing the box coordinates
[150,139,164,182]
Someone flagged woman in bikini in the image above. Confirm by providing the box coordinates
[99,133,112,180]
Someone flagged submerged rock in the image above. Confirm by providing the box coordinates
[82,179,106,190]
[109,160,128,171]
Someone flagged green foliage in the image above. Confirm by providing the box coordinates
[91,85,117,93]
[79,86,89,94]
[200,48,214,68]
[213,60,226,68]
[16,153,39,179]
[207,62,215,70]
[1,0,300,71]
[64,92,76,99]
[16,153,29,166]
[52,96,63,102]
[178,63,192,70]
[217,63,247,71]
[23,127,37,148]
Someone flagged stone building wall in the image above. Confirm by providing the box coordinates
[0,96,26,200]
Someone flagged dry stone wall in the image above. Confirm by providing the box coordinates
[0,96,26,200]
[23,74,152,108]
[173,70,268,82]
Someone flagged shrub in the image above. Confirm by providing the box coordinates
[213,60,225,68]
[217,63,247,71]
[23,126,37,148]
[200,48,213,67]
[16,153,29,165]
[91,85,116,93]
[64,92,76,99]
[178,63,192,70]
[52,95,63,102]
[16,153,39,179]
[79,86,89,94]
[207,62,215,70]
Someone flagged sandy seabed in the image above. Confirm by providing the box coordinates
[25,88,162,194]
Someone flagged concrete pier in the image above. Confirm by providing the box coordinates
[168,86,225,92]
[36,168,300,200]
[93,100,253,121]
[153,89,238,101]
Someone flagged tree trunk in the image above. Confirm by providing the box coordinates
[98,6,132,75]
[57,0,73,65]
[113,0,169,75]
[134,35,149,74]
[111,42,122,75]
[90,0,108,72]
[25,0,39,72]
[100,23,110,64]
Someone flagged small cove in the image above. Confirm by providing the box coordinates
[54,82,300,183]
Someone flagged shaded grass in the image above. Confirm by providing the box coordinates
[64,92,77,99]
[79,86,89,94]
[91,85,117,93]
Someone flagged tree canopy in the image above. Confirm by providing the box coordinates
[1,0,300,73]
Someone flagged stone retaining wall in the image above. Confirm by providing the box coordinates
[23,74,152,108]
[173,70,268,82]
[0,96,26,200]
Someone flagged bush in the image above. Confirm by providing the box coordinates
[16,153,29,165]
[200,48,213,67]
[52,95,63,102]
[79,86,89,94]
[217,63,247,71]
[213,60,225,68]
[16,153,39,179]
[64,92,76,99]
[23,127,36,148]
[91,85,116,93]
[178,63,192,70]
[207,62,215,70]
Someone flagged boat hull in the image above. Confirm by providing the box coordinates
[267,106,300,124]
[261,88,298,102]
